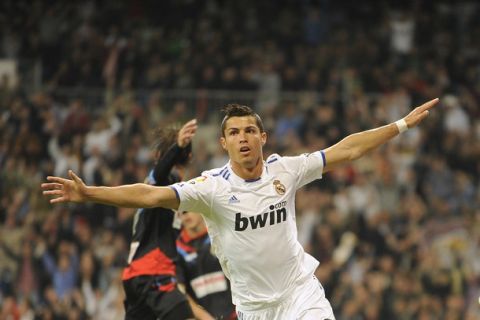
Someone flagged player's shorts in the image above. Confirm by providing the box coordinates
[236,275,335,320]
[123,275,194,320]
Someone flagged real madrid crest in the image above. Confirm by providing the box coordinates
[273,179,286,195]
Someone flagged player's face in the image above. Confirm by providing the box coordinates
[220,116,267,169]
[180,211,205,230]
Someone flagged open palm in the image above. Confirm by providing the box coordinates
[41,170,87,204]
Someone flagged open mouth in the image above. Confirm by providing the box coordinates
[240,146,250,154]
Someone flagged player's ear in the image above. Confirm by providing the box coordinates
[220,137,227,150]
[261,131,267,146]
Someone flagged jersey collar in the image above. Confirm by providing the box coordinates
[227,161,269,185]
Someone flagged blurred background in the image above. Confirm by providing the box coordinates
[1,0,479,319]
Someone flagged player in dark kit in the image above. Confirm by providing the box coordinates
[122,119,197,320]
[177,211,237,320]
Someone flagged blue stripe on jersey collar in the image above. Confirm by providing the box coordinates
[211,165,231,180]
[226,161,267,183]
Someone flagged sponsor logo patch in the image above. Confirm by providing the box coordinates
[188,176,208,184]
[235,201,287,231]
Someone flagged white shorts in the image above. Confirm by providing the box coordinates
[236,276,335,320]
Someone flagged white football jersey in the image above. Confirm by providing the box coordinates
[171,151,326,310]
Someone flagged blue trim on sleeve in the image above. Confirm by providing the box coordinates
[170,186,180,201]
[320,150,326,167]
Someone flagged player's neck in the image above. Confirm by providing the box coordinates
[230,158,263,180]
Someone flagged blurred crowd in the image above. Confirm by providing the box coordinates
[1,0,480,319]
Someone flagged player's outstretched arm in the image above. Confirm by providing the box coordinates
[323,98,439,172]
[41,170,179,209]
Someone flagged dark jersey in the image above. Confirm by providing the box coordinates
[122,144,186,281]
[176,229,236,319]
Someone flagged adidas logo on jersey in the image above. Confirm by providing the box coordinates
[228,195,240,204]
[235,201,287,231]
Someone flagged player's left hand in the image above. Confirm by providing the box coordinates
[403,98,439,128]
[178,119,198,148]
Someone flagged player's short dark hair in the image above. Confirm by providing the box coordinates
[220,104,264,137]
[152,124,191,165]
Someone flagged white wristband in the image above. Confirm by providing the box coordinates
[395,119,408,133]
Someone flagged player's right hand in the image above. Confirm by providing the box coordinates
[41,170,87,204]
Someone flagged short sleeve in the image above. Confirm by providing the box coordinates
[280,151,326,189]
[170,175,214,217]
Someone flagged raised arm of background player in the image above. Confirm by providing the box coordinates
[41,98,439,209]
[152,119,197,185]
